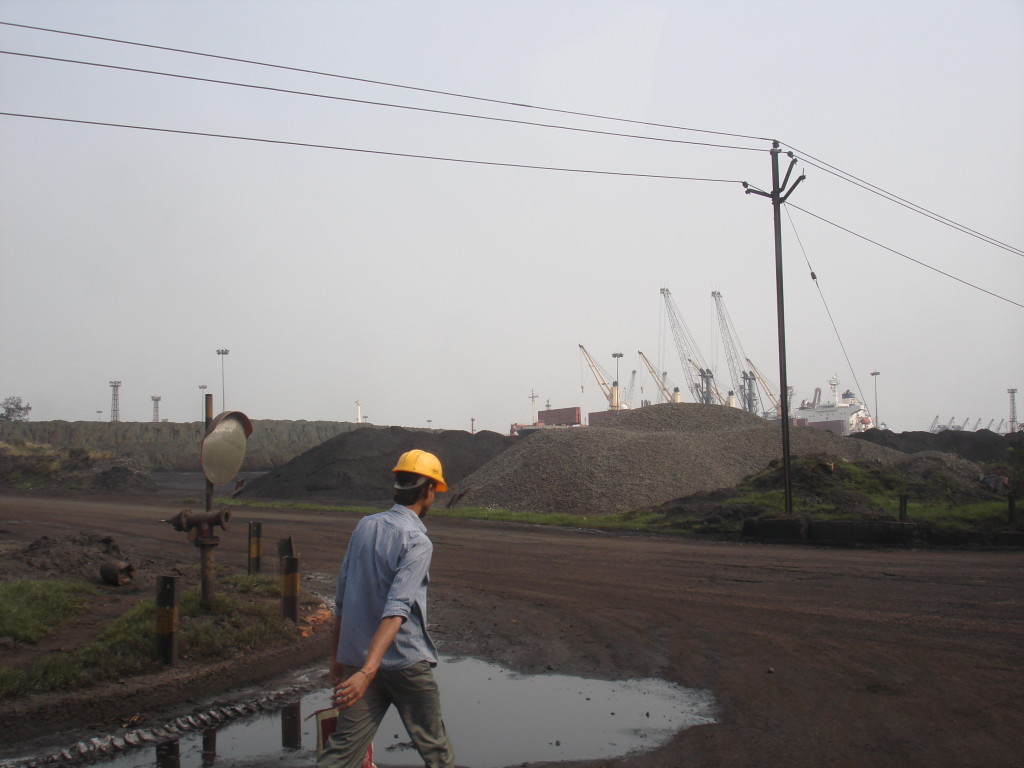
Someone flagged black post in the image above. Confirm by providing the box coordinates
[156,575,178,665]
[281,556,299,622]
[201,393,216,606]
[770,142,794,517]
[156,740,181,768]
[201,730,217,768]
[248,521,263,575]
[281,701,302,750]
[745,142,804,518]
[204,393,214,517]
[899,495,908,523]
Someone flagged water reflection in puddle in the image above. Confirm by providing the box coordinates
[86,657,715,767]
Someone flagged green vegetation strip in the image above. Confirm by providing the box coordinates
[222,498,683,533]
[223,469,1016,537]
[0,576,297,699]
[0,580,97,643]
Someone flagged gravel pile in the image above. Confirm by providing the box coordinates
[243,425,515,502]
[447,403,910,516]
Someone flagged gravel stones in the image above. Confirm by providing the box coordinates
[447,403,908,516]
[243,425,515,503]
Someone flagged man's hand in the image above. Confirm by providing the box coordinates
[331,668,372,710]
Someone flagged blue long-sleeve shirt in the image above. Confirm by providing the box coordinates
[333,504,439,669]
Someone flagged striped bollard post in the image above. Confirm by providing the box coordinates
[156,575,178,665]
[248,521,263,575]
[281,556,299,622]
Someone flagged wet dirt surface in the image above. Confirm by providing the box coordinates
[1,481,1023,767]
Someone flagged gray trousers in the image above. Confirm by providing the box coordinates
[317,661,455,768]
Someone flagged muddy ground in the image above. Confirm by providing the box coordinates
[1,477,1022,767]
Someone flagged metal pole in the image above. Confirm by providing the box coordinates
[281,555,299,622]
[200,544,216,605]
[156,575,178,665]
[281,701,302,750]
[202,393,216,605]
[204,394,214,515]
[770,142,794,517]
[201,730,217,768]
[248,521,263,575]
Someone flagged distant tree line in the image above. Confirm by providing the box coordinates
[1,396,31,422]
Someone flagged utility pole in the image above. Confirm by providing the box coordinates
[744,142,805,517]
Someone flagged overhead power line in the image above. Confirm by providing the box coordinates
[0,49,767,154]
[0,111,746,185]
[785,202,1024,310]
[784,206,870,408]
[0,20,771,144]
[5,19,1020,260]
[2,20,1019,265]
[783,144,1024,258]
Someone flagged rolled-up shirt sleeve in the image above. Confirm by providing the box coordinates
[382,534,432,620]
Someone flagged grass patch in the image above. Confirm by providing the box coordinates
[904,499,1017,534]
[0,581,298,700]
[223,573,280,597]
[437,505,684,533]
[221,498,378,515]
[0,580,97,643]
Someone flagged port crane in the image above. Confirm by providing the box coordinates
[637,350,682,403]
[660,287,721,404]
[712,290,770,414]
[579,345,628,410]
[746,358,782,418]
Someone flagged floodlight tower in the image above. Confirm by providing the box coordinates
[216,349,230,410]
[152,395,161,422]
[1010,388,1019,433]
[109,381,122,422]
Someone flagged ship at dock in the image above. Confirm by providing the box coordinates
[791,376,873,436]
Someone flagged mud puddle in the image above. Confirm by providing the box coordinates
[17,657,715,767]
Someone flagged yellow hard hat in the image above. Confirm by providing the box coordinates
[392,449,448,492]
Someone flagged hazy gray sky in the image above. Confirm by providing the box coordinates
[2,1,1022,434]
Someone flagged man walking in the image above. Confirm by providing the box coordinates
[318,449,455,768]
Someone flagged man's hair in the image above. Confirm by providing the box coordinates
[394,472,435,506]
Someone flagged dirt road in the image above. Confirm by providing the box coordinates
[2,486,1022,767]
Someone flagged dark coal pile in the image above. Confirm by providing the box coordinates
[0,448,156,492]
[0,532,182,586]
[447,403,908,516]
[853,428,1021,466]
[242,426,515,502]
